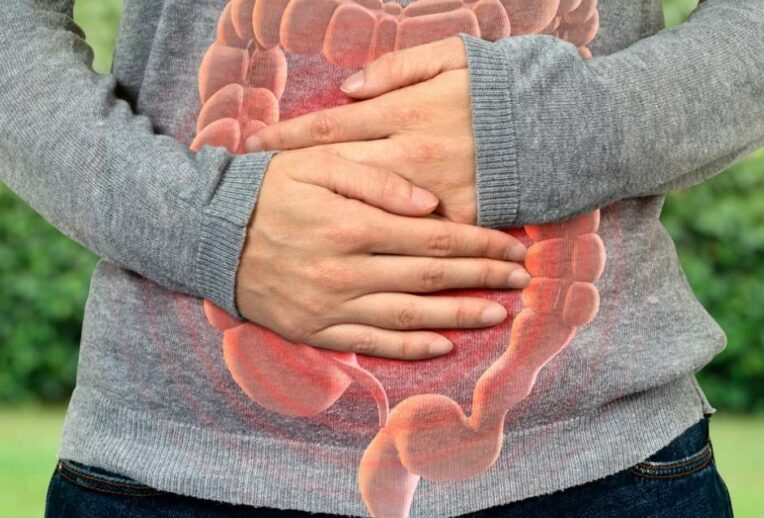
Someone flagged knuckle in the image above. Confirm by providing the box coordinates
[478,261,493,287]
[325,222,367,250]
[420,260,446,290]
[389,105,423,126]
[378,53,402,81]
[476,232,493,257]
[396,338,415,360]
[308,261,354,291]
[392,304,420,329]
[310,296,334,318]
[403,140,444,163]
[352,331,378,356]
[309,112,340,142]
[300,293,333,320]
[454,303,471,327]
[278,314,311,343]
[427,227,454,255]
[353,220,382,250]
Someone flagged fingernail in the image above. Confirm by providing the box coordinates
[508,269,531,288]
[245,135,263,152]
[428,338,453,356]
[481,304,507,325]
[505,244,527,262]
[341,70,365,93]
[411,186,438,209]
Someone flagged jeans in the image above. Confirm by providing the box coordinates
[45,417,733,518]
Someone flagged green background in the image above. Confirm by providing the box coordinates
[1,0,762,516]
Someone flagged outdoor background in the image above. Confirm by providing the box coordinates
[1,0,762,516]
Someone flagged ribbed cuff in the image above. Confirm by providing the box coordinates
[459,33,519,229]
[195,151,276,318]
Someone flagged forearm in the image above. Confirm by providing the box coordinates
[462,0,764,228]
[0,0,274,315]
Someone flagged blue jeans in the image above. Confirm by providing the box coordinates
[45,416,732,517]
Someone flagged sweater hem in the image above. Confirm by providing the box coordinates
[59,376,708,517]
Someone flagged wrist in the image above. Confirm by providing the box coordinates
[195,151,276,317]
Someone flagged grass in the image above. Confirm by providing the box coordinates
[1,406,762,517]
[710,416,764,518]
[0,407,66,516]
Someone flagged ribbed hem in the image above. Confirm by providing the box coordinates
[459,33,519,229]
[195,151,276,318]
[59,376,707,518]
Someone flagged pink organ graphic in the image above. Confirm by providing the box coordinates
[193,1,604,516]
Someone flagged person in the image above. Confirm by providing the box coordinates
[1,0,760,516]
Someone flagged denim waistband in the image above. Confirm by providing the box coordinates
[643,416,709,463]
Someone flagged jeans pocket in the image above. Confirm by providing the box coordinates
[629,441,715,480]
[56,459,164,497]
[628,417,718,480]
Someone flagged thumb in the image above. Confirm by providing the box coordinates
[340,36,468,99]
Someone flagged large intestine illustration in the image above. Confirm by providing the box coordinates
[192,1,604,516]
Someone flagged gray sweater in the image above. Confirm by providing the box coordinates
[1,0,762,517]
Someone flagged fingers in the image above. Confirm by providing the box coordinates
[246,37,467,151]
[291,151,439,216]
[246,38,466,152]
[245,98,393,152]
[340,37,468,99]
[360,255,530,293]
[307,324,454,360]
[321,140,389,166]
[339,292,508,331]
[369,213,527,262]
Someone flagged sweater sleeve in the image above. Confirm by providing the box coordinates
[0,0,275,317]
[460,0,764,228]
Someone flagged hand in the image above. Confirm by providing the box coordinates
[246,37,477,224]
[235,148,530,360]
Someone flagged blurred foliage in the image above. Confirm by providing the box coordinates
[658,0,763,413]
[0,0,121,403]
[663,0,699,27]
[663,149,764,412]
[72,0,124,74]
[0,191,98,401]
[1,0,762,411]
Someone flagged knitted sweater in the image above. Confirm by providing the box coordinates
[1,0,762,517]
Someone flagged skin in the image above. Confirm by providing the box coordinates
[248,37,473,223]
[236,37,514,360]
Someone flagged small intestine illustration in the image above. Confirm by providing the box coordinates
[193,1,605,516]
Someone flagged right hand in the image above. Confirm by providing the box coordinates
[235,148,530,360]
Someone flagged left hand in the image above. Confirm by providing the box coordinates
[246,37,477,224]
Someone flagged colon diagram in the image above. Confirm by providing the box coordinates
[193,1,604,516]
